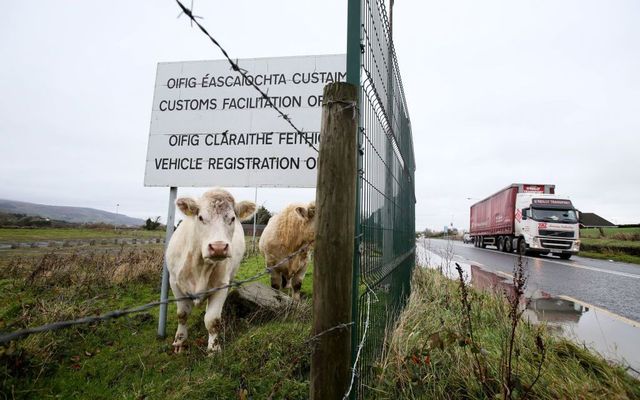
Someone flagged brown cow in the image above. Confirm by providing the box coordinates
[258,201,316,300]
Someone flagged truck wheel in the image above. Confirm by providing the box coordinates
[497,237,504,251]
[559,253,572,260]
[504,237,513,253]
[517,239,527,255]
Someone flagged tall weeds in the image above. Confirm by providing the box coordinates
[2,247,162,290]
[0,248,164,393]
[374,261,637,399]
[455,262,492,394]
[1,248,163,344]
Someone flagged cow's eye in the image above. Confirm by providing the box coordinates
[230,216,236,224]
[198,215,204,223]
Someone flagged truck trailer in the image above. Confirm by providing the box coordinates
[469,184,580,259]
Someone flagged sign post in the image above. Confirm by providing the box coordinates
[157,186,177,338]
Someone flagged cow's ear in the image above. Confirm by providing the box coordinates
[235,201,256,221]
[176,197,199,216]
[295,206,307,220]
[296,204,315,221]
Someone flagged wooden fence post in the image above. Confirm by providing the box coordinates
[311,82,358,399]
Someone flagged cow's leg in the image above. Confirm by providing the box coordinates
[170,280,193,353]
[291,255,309,301]
[281,260,294,291]
[270,268,283,290]
[204,287,228,353]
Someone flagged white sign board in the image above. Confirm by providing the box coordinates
[144,54,346,187]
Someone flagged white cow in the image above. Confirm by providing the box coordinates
[166,188,256,353]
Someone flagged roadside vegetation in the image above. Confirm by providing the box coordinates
[579,227,640,265]
[373,266,640,399]
[1,231,637,399]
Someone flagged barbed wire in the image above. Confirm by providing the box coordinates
[175,0,202,26]
[343,289,373,399]
[0,242,314,345]
[174,0,319,153]
[307,322,355,345]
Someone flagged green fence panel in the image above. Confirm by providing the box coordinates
[348,0,416,397]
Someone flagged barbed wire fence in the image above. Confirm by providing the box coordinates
[0,240,373,400]
[0,241,369,365]
[170,5,383,398]
[0,242,314,345]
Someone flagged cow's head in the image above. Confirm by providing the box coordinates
[176,189,256,262]
[295,201,317,242]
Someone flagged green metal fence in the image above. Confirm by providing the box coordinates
[347,0,416,397]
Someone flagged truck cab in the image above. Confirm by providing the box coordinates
[515,194,580,259]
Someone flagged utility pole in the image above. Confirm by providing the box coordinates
[310,82,358,400]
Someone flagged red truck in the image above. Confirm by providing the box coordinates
[470,184,580,259]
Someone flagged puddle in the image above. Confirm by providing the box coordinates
[418,245,640,376]
[470,264,640,376]
[469,265,518,299]
[524,298,640,375]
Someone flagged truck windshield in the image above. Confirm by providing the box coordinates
[531,208,578,223]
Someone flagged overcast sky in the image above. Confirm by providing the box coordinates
[1,1,638,230]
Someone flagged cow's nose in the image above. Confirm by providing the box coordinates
[208,241,229,258]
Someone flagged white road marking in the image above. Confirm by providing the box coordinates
[554,261,640,279]
[452,242,640,279]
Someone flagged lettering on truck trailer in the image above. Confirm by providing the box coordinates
[523,185,544,193]
[532,198,573,206]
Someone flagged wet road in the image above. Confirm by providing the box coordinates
[420,238,640,323]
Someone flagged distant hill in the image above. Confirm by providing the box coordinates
[0,199,145,227]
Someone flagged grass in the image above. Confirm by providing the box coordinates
[0,243,315,400]
[0,226,199,266]
[0,243,166,266]
[580,238,640,253]
[578,228,640,265]
[372,268,640,399]
[580,227,640,240]
[0,227,164,242]
[576,251,640,265]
